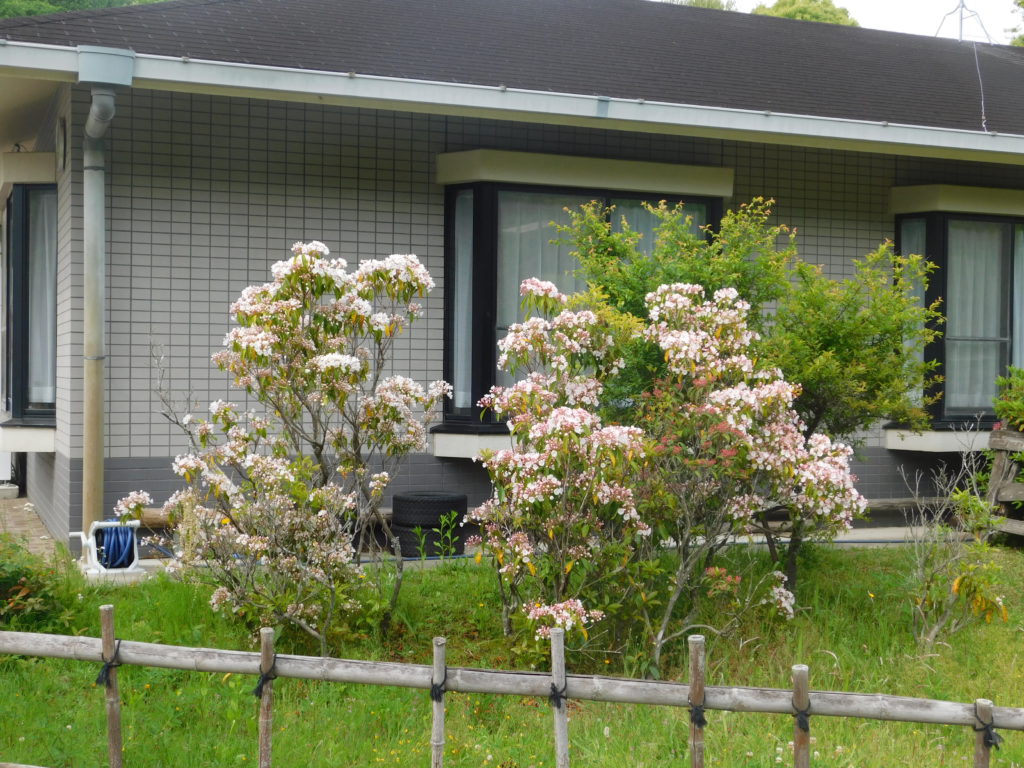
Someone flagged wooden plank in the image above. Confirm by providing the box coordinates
[792,665,810,768]
[431,638,446,768]
[99,605,123,768]
[550,628,570,768]
[988,430,1024,453]
[258,628,275,768]
[996,518,1024,536]
[688,635,706,768]
[3,630,1024,730]
[974,699,995,768]
[995,484,1024,503]
[865,497,944,513]
[139,507,172,527]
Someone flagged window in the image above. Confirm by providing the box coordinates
[3,184,57,422]
[898,212,1024,422]
[443,182,718,426]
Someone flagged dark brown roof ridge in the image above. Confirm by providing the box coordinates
[0,0,1018,51]
[0,0,1023,136]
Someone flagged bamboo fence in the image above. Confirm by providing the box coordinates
[1,603,1021,768]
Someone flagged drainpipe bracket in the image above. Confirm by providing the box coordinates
[77,45,135,86]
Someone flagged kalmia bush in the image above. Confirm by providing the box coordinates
[121,242,449,653]
[475,277,866,667]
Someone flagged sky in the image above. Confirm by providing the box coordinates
[731,0,1022,44]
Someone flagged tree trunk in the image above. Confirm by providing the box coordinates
[783,523,803,596]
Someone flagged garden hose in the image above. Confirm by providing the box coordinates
[98,520,135,569]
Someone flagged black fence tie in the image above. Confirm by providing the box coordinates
[95,639,122,687]
[430,668,448,702]
[792,699,811,733]
[973,703,1003,750]
[252,654,278,698]
[688,702,708,728]
[549,682,568,710]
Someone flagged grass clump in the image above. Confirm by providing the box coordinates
[1,545,1024,767]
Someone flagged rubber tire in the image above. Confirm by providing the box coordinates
[391,491,467,527]
[391,522,465,558]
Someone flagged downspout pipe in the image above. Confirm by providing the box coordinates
[77,46,134,538]
[81,86,114,535]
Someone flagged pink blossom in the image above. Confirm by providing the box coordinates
[520,277,567,303]
[113,490,153,518]
[524,599,605,640]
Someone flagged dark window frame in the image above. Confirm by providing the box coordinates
[896,210,1023,427]
[4,183,57,425]
[439,181,721,431]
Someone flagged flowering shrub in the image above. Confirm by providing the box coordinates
[133,242,449,653]
[476,276,864,668]
[637,284,862,665]
[471,279,649,642]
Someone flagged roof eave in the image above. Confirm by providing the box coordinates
[2,40,1023,166]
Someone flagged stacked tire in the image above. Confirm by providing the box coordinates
[390,492,468,558]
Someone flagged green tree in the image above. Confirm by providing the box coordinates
[764,249,942,441]
[566,199,940,446]
[0,0,58,15]
[753,0,859,26]
[563,199,942,592]
[0,0,164,18]
[560,198,796,422]
[677,0,738,10]
[1013,0,1024,45]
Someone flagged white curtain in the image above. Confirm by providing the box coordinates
[900,218,928,405]
[27,188,57,408]
[496,191,589,387]
[451,190,474,410]
[945,220,1009,415]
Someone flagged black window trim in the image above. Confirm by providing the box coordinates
[4,183,57,425]
[439,180,721,431]
[895,210,1024,428]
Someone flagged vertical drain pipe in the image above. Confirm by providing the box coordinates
[82,86,116,534]
[77,47,133,537]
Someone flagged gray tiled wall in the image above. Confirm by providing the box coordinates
[27,85,1024,535]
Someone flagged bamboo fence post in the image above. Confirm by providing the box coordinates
[973,698,998,768]
[98,605,123,768]
[549,628,570,768]
[257,628,275,768]
[430,637,447,768]
[688,635,706,768]
[792,665,810,768]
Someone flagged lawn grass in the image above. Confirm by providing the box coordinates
[2,545,1024,767]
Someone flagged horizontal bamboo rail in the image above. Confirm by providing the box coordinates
[2,629,1022,731]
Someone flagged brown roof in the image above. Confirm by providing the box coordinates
[3,0,1024,135]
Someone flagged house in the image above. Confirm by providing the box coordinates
[0,0,1022,544]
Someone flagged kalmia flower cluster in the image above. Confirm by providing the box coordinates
[524,599,605,641]
[113,490,153,520]
[764,572,796,620]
